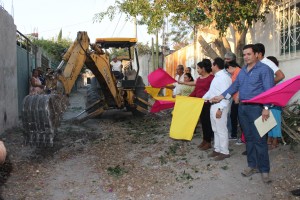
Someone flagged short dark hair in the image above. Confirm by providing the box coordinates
[32,69,38,75]
[213,57,225,69]
[184,73,194,81]
[197,59,212,73]
[243,44,259,54]
[255,43,265,56]
[267,56,279,67]
[177,64,184,70]
[224,61,241,69]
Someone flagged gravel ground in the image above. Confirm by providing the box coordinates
[0,87,299,200]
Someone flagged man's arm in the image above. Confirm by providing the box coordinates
[164,85,175,90]
[263,58,285,84]
[211,78,239,103]
[274,70,285,84]
[261,67,275,121]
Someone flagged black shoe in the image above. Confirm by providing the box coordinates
[291,189,300,196]
[229,136,237,140]
[242,150,247,155]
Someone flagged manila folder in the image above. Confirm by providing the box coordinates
[254,111,277,137]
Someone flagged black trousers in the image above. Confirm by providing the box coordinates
[200,103,214,142]
[230,102,239,138]
[112,71,124,80]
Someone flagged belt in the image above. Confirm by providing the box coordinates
[239,102,253,105]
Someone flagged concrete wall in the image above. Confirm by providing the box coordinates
[132,54,162,86]
[0,7,18,134]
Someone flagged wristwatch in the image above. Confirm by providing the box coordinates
[263,106,269,110]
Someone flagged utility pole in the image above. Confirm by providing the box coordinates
[152,38,155,71]
[161,19,165,69]
[155,29,159,69]
[193,26,197,71]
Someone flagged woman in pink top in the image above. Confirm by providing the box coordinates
[189,59,214,150]
[29,69,44,95]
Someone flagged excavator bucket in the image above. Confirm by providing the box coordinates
[22,94,68,146]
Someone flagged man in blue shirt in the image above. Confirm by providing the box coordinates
[212,44,274,183]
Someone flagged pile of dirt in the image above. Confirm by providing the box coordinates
[0,88,299,200]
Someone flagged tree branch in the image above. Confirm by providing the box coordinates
[214,37,227,58]
[197,35,219,59]
[222,37,231,52]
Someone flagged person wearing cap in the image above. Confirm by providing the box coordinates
[110,55,124,80]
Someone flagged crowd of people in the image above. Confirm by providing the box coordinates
[169,43,285,184]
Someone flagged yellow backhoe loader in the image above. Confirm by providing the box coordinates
[22,31,150,146]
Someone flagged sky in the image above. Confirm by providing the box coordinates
[0,0,154,44]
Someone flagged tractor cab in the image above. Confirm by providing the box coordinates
[95,38,140,88]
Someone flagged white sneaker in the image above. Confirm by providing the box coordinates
[235,138,244,145]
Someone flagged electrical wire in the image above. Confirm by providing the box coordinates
[111,13,122,37]
[39,20,92,34]
[117,20,127,36]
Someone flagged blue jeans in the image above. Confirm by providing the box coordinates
[238,104,270,173]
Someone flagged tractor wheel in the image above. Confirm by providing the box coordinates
[85,78,104,116]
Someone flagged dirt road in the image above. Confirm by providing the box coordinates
[1,88,299,200]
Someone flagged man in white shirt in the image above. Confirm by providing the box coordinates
[110,55,123,79]
[203,57,232,161]
[255,43,285,84]
[165,65,185,96]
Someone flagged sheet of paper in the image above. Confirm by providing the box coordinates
[254,111,277,137]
